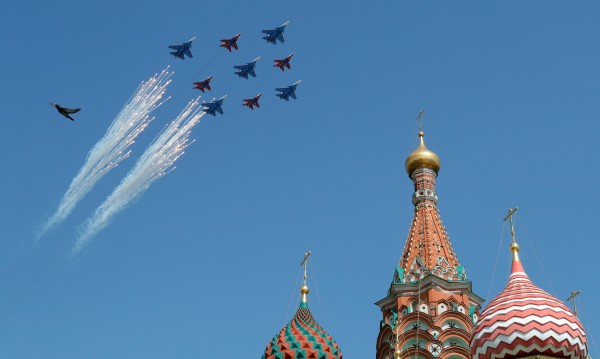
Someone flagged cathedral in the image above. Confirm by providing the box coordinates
[260,130,588,359]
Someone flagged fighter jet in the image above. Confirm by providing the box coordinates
[220,33,241,52]
[50,102,80,121]
[242,94,262,110]
[275,80,301,101]
[169,37,196,60]
[262,21,290,45]
[273,53,294,71]
[233,57,260,79]
[201,95,227,116]
[193,76,213,93]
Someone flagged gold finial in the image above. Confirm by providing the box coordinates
[503,208,520,261]
[394,348,402,358]
[300,251,311,303]
[405,112,441,176]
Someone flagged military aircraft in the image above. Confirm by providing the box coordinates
[220,33,241,52]
[273,53,294,71]
[242,94,262,110]
[193,76,214,93]
[50,102,80,121]
[234,57,260,79]
[262,21,289,45]
[201,95,227,116]
[169,37,196,60]
[275,80,301,101]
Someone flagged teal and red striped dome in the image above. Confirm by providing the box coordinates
[262,303,342,359]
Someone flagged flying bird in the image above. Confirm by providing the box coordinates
[273,53,294,71]
[242,93,262,110]
[220,33,241,52]
[275,80,301,101]
[50,102,81,121]
[169,36,196,60]
[193,76,214,93]
[262,21,290,44]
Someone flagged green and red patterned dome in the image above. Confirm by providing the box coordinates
[262,302,343,359]
[262,260,342,359]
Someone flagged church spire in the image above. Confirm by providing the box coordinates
[397,128,462,282]
[375,119,483,359]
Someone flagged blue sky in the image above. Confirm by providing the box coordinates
[0,1,599,358]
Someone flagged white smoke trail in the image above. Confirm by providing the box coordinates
[73,98,204,254]
[38,68,173,238]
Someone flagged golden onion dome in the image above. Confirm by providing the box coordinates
[405,130,441,175]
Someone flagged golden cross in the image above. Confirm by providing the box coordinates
[416,110,425,132]
[300,251,312,287]
[503,207,519,244]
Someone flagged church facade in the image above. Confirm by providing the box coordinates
[261,130,588,359]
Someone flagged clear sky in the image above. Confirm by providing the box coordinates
[0,1,599,358]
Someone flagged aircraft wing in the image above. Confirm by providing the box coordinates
[262,29,276,36]
[233,65,246,70]
[216,106,224,115]
[184,48,193,58]
[289,91,296,100]
[248,67,256,77]
[276,33,285,43]
[168,44,183,51]
[275,87,287,93]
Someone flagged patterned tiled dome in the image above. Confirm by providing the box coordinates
[471,251,587,359]
[262,303,342,359]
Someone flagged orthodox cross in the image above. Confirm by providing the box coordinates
[416,110,425,132]
[566,290,581,317]
[300,251,312,287]
[503,207,519,243]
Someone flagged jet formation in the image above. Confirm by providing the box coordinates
[182,21,300,116]
[51,21,300,122]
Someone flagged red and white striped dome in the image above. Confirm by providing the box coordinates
[471,256,588,359]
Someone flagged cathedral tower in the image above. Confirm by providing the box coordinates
[375,130,484,359]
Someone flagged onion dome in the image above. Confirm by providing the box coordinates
[262,254,342,359]
[405,130,441,176]
[471,241,588,359]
